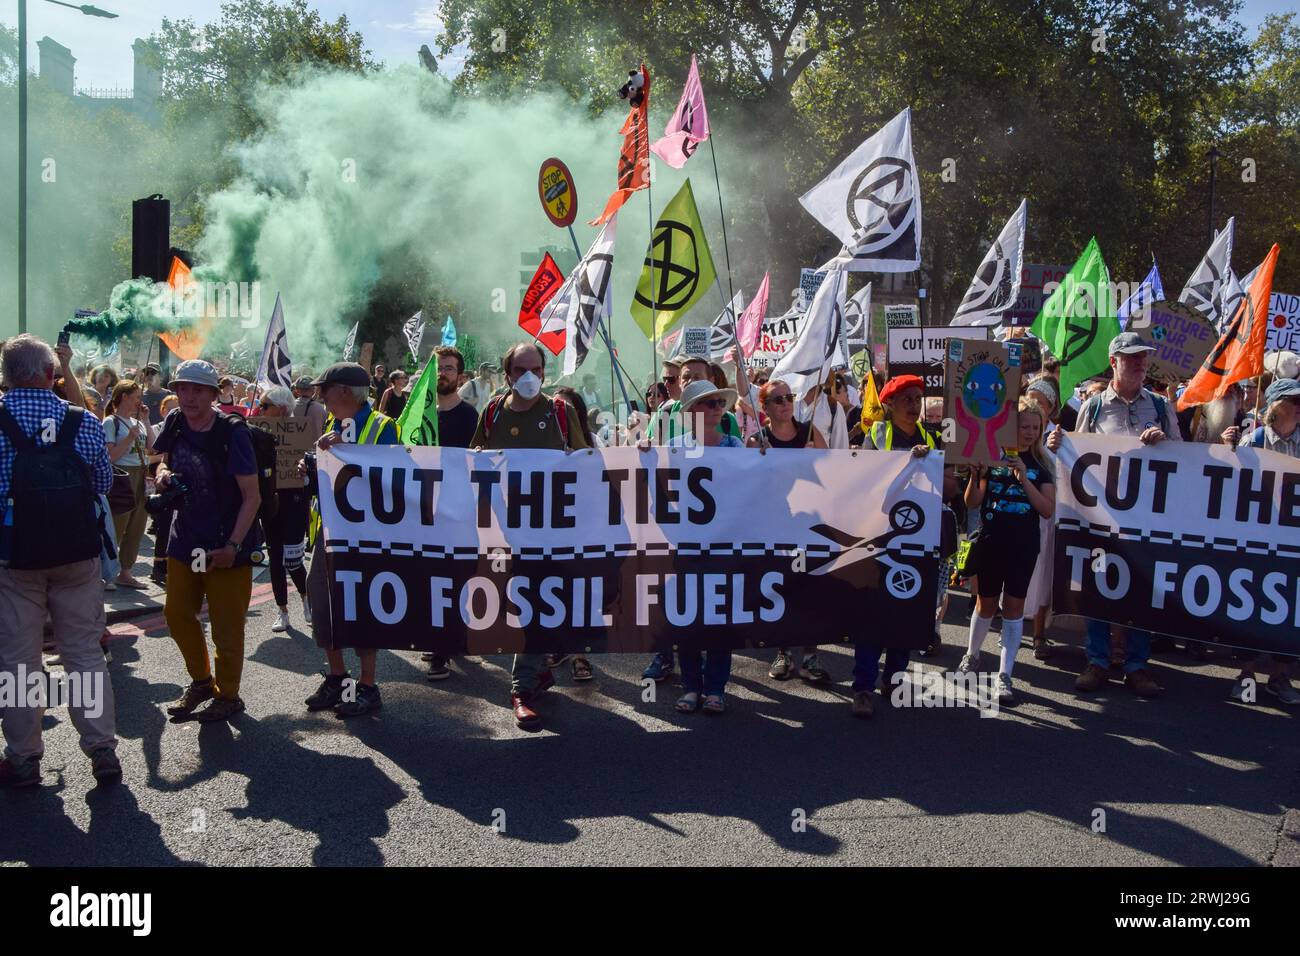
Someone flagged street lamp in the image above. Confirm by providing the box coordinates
[1207,144,1219,247]
[16,0,119,335]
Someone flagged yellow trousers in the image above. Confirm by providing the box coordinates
[164,558,253,700]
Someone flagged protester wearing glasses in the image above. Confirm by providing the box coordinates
[960,396,1055,704]
[852,374,940,717]
[1225,378,1300,705]
[1046,333,1179,698]
[665,379,743,713]
[257,387,312,634]
[746,378,831,682]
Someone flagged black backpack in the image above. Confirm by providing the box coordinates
[0,403,100,570]
[158,410,279,524]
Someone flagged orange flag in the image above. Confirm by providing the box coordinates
[1178,244,1280,410]
[158,256,213,360]
[590,64,651,226]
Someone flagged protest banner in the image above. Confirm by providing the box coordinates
[1005,263,1068,327]
[1128,300,1218,383]
[749,311,804,370]
[314,445,942,654]
[888,326,989,396]
[1265,292,1300,353]
[250,418,315,489]
[943,338,1022,466]
[681,326,710,357]
[1054,434,1300,656]
[884,304,919,329]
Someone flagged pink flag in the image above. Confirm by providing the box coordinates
[737,272,770,357]
[649,55,710,169]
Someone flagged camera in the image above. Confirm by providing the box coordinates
[145,478,189,518]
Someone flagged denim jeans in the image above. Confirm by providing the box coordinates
[679,650,732,696]
[852,643,910,693]
[1085,620,1151,672]
[511,654,547,695]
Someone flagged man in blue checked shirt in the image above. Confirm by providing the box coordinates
[0,334,118,788]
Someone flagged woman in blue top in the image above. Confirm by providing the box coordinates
[960,396,1055,704]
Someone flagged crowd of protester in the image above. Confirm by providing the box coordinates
[1,324,1297,788]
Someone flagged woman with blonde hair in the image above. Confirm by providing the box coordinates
[959,394,1055,704]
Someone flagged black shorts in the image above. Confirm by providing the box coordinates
[975,546,1037,600]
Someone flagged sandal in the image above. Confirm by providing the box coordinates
[702,694,726,714]
[675,692,700,713]
[571,656,594,681]
[116,575,148,590]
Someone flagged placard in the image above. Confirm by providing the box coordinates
[887,326,990,396]
[884,304,919,329]
[1128,299,1217,383]
[943,338,1022,465]
[681,326,710,358]
[250,417,315,490]
[1265,292,1300,353]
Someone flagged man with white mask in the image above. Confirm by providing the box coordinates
[471,343,590,729]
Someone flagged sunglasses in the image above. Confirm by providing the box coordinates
[696,398,727,410]
[662,375,679,383]
[765,394,795,406]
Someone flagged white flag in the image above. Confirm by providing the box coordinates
[951,199,1027,327]
[772,265,849,397]
[341,321,359,362]
[709,290,744,360]
[1179,217,1236,330]
[538,217,618,376]
[255,293,293,390]
[402,310,425,362]
[799,107,921,272]
[844,281,872,352]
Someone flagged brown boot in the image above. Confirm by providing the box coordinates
[1125,668,1164,698]
[1075,663,1109,693]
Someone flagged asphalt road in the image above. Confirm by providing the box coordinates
[3,585,1298,867]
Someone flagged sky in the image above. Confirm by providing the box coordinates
[6,0,1296,91]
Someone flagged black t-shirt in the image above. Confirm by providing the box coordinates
[142,388,173,426]
[979,451,1051,551]
[438,400,479,448]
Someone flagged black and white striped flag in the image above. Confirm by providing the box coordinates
[342,321,359,362]
[255,293,294,390]
[403,310,425,362]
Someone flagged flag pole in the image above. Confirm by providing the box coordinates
[647,175,657,388]
[707,136,737,313]
[565,224,632,412]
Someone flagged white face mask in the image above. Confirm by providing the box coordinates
[513,371,542,400]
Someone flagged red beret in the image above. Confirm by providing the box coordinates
[879,374,925,404]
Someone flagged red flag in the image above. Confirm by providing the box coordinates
[590,64,651,226]
[518,252,567,355]
[1178,244,1280,410]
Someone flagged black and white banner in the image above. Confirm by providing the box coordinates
[315,446,942,654]
[254,293,293,390]
[1054,435,1300,655]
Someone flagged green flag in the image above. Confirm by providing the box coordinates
[631,179,717,341]
[397,354,439,446]
[1031,236,1120,399]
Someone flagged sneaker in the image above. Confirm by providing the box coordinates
[957,653,978,674]
[642,652,675,682]
[1229,677,1253,703]
[996,673,1015,704]
[90,747,122,784]
[1032,638,1050,661]
[1265,677,1300,705]
[335,682,382,718]
[306,673,349,711]
[149,566,167,588]
[1124,668,1164,698]
[103,580,117,591]
[301,592,312,625]
[193,696,245,723]
[768,650,793,681]
[166,678,215,717]
[920,632,942,658]
[419,652,435,662]
[271,607,290,632]
[1075,663,1110,693]
[797,653,830,683]
[426,655,451,681]
[851,691,875,719]
[0,756,41,788]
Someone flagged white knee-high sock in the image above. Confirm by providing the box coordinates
[967,614,994,658]
[1000,617,1024,678]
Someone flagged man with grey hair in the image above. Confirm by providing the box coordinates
[0,334,118,787]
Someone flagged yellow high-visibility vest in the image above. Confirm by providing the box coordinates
[308,409,397,547]
[870,420,937,451]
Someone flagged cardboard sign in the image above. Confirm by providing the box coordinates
[250,418,316,490]
[1129,299,1217,383]
[1005,263,1069,327]
[944,338,1022,466]
[358,342,374,375]
[538,157,578,228]
[887,326,989,396]
[748,312,804,370]
[798,268,828,310]
[681,326,710,358]
[884,304,919,329]
[1265,292,1300,353]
